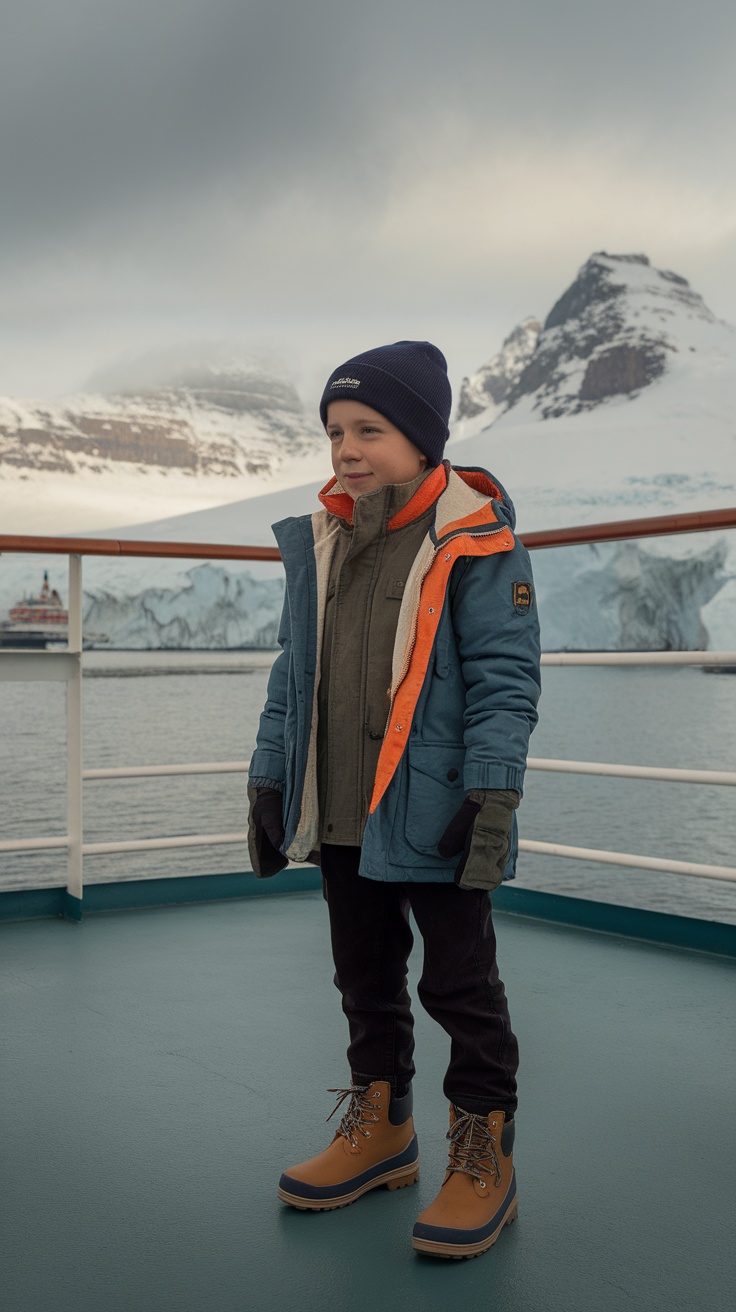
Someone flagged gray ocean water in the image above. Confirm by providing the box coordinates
[2,653,736,923]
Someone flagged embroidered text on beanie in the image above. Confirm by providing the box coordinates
[319,340,452,467]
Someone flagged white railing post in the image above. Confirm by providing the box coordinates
[65,554,83,920]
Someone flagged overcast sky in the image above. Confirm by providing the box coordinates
[1,0,735,403]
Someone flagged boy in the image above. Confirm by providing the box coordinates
[248,341,541,1258]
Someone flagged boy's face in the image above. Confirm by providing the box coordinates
[325,400,428,501]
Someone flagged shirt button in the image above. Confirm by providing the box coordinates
[447,768,459,782]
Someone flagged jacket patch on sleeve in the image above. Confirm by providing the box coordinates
[513,581,533,613]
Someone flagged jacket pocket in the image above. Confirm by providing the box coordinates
[405,741,466,857]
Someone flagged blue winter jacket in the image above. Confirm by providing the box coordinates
[249,462,541,883]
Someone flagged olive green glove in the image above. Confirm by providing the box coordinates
[437,789,520,891]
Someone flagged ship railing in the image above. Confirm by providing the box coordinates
[1,505,736,918]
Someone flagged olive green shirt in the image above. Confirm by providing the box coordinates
[317,469,437,846]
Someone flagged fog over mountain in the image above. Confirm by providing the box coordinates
[0,347,326,534]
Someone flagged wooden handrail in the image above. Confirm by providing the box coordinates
[520,506,736,550]
[0,505,735,559]
[0,536,281,560]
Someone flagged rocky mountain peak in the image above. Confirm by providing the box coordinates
[456,318,541,421]
[543,252,649,331]
[543,251,713,334]
[458,252,725,427]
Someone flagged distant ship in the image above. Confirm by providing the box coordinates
[0,571,69,648]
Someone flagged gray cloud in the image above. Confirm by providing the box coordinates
[1,0,735,397]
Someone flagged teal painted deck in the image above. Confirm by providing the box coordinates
[2,890,735,1312]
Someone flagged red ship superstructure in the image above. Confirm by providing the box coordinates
[1,571,69,647]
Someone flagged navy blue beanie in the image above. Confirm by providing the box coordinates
[319,340,452,468]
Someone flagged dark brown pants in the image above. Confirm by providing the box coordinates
[321,844,519,1117]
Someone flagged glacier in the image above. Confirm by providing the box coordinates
[82,563,285,650]
[1,529,732,653]
[78,538,732,653]
[531,539,731,652]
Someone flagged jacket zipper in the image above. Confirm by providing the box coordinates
[383,524,509,734]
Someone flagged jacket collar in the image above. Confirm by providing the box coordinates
[318,463,447,531]
[432,464,515,542]
[317,460,514,538]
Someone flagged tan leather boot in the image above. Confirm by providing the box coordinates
[278,1081,419,1211]
[412,1106,517,1258]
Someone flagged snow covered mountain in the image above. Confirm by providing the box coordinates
[451,251,736,515]
[455,318,541,430]
[2,253,734,650]
[449,252,736,651]
[456,251,735,430]
[0,351,328,534]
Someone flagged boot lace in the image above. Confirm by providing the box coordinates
[446,1109,502,1189]
[326,1084,382,1149]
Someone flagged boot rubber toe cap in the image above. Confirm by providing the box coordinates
[280,1135,419,1203]
[413,1174,517,1250]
